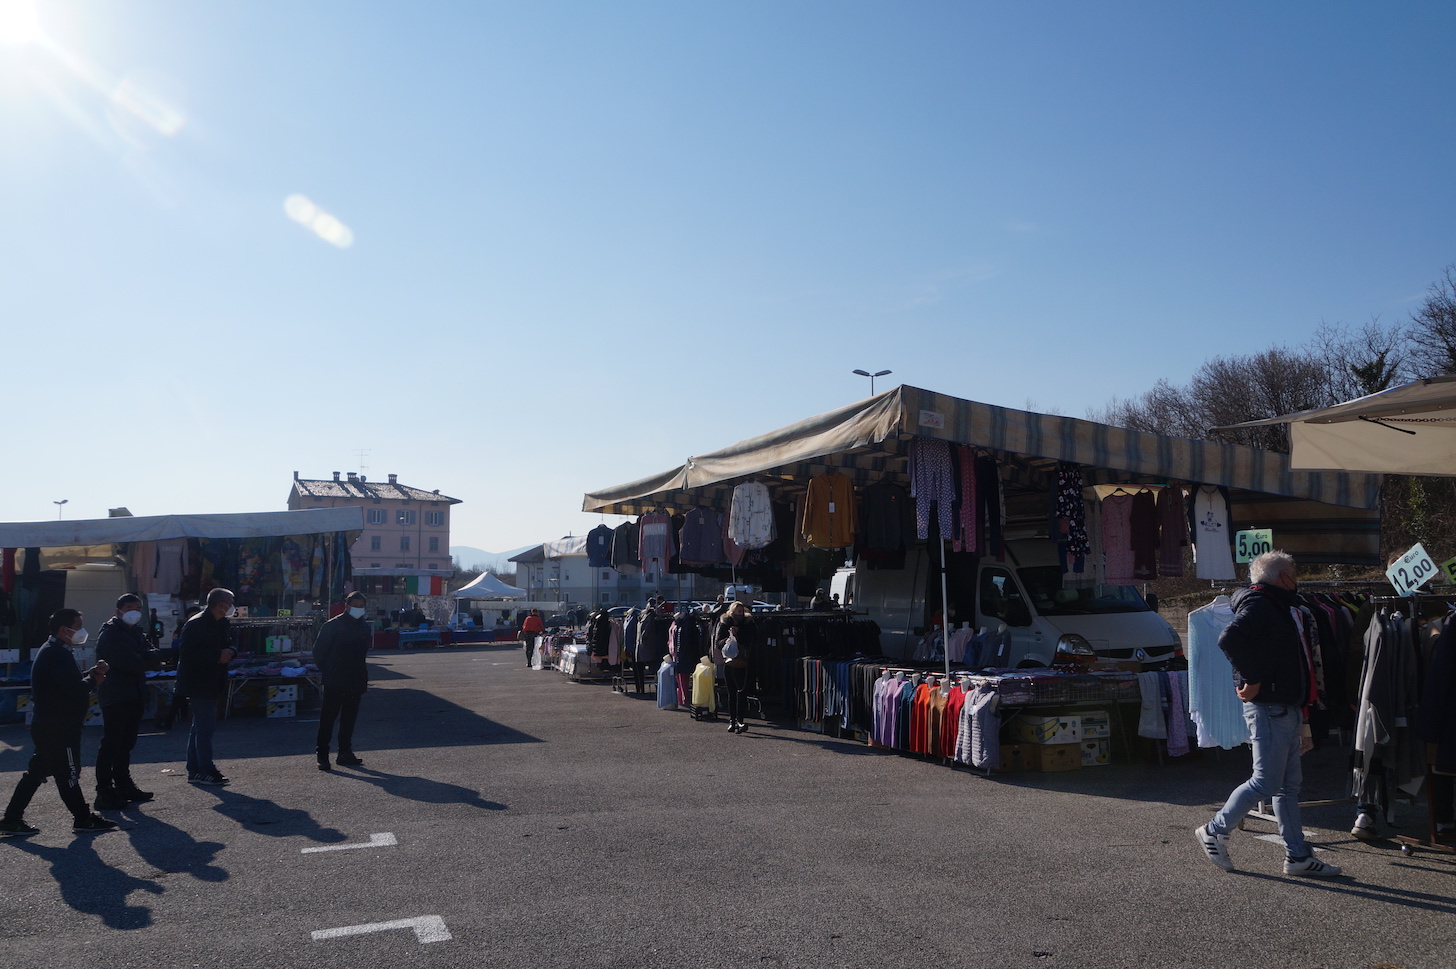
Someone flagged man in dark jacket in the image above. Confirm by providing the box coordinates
[0,609,118,835]
[177,588,237,786]
[312,591,372,770]
[1193,551,1342,878]
[93,594,163,810]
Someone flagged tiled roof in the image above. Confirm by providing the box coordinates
[293,478,461,504]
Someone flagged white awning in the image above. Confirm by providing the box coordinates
[0,507,365,549]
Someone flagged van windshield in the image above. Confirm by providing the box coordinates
[1017,566,1151,616]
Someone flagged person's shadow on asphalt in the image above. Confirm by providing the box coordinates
[333,766,506,810]
[2,834,163,930]
[200,787,349,843]
[119,804,228,882]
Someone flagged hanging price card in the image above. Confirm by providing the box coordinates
[1441,556,1456,586]
[1234,528,1274,564]
[1387,542,1439,597]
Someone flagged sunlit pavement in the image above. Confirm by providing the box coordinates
[1,646,1453,969]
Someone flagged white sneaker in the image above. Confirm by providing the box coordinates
[1284,855,1342,878]
[1350,814,1379,841]
[1194,824,1234,872]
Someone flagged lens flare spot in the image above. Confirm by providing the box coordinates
[111,73,185,136]
[0,0,42,46]
[284,194,354,249]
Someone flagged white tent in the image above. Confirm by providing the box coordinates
[1212,375,1456,476]
[453,571,527,600]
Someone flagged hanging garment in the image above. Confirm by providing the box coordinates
[585,524,614,568]
[678,508,724,565]
[611,522,640,575]
[1192,486,1236,580]
[1354,609,1427,805]
[1130,490,1159,581]
[728,482,775,550]
[909,438,956,541]
[1136,672,1168,739]
[974,455,1005,558]
[952,446,978,553]
[1157,487,1188,577]
[1101,493,1136,585]
[1421,616,1456,775]
[656,661,678,710]
[1052,462,1090,569]
[860,480,913,551]
[1187,596,1249,749]
[1165,670,1190,757]
[153,540,188,595]
[800,470,857,549]
[637,511,675,573]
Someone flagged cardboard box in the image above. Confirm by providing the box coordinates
[1081,739,1111,766]
[1080,711,1111,739]
[0,649,20,663]
[16,693,32,711]
[267,684,298,702]
[1031,743,1082,772]
[265,701,296,719]
[1011,713,1081,746]
[83,704,104,727]
[996,744,1037,772]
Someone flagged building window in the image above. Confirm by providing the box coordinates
[397,509,416,525]
[426,511,444,526]
[367,509,386,525]
[395,563,409,568]
[428,537,439,553]
[427,563,436,570]
[371,562,380,568]
[601,570,611,580]
[400,536,411,552]
[370,536,381,551]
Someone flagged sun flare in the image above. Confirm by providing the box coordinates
[0,0,42,46]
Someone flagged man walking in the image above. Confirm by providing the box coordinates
[0,610,118,835]
[93,594,162,810]
[177,588,236,786]
[1194,551,1342,878]
[313,591,372,770]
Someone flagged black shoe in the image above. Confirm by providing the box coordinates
[93,789,129,811]
[335,752,364,767]
[190,771,229,786]
[73,813,120,833]
[0,817,39,837]
[120,786,155,804]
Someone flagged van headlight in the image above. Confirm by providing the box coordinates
[1055,634,1096,660]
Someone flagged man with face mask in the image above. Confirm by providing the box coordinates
[93,594,164,810]
[311,591,372,771]
[0,609,118,835]
[177,588,237,786]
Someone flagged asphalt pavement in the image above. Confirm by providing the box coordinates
[1,645,1453,969]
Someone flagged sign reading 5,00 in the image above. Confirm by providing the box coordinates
[1234,528,1274,564]
[1387,542,1439,597]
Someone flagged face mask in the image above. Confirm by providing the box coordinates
[122,610,143,625]
[225,606,237,618]
[68,627,89,645]
[348,606,366,620]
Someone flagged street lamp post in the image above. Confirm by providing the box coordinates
[852,369,892,395]
[53,499,68,520]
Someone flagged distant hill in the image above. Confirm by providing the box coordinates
[449,545,533,572]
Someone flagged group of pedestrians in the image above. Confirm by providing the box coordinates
[0,588,374,837]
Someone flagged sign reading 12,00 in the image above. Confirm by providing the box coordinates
[1386,542,1439,597]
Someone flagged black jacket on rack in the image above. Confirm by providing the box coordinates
[1421,615,1456,775]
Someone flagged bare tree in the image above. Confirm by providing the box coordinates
[1407,264,1456,377]
[1312,318,1412,400]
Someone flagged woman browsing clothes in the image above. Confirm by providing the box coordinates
[716,601,757,734]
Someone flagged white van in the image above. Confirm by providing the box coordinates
[833,538,1181,669]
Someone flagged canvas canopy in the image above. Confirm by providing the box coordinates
[453,571,528,599]
[0,507,365,549]
[584,385,1385,565]
[1211,375,1456,476]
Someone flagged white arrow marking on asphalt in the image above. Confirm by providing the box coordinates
[311,915,451,944]
[301,832,398,853]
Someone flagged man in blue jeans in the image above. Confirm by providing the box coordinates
[177,588,237,786]
[1195,550,1343,878]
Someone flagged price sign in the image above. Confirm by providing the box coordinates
[1234,528,1274,564]
[1442,556,1456,586]
[1387,542,1439,597]
[278,609,292,617]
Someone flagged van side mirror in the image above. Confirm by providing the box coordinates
[1004,598,1033,627]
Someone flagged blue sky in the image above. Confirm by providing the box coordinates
[2,1,1453,553]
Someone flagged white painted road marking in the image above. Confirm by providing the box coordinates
[1254,834,1325,853]
[311,915,451,944]
[302,832,398,853]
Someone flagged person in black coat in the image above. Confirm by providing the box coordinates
[177,589,237,786]
[312,591,372,770]
[716,601,758,734]
[0,610,117,835]
[93,594,162,809]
